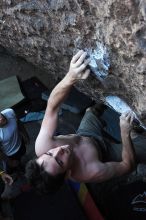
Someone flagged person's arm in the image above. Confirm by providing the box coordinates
[35,50,90,156]
[0,146,13,185]
[88,111,136,183]
[119,111,136,171]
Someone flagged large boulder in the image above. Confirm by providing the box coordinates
[0,0,146,121]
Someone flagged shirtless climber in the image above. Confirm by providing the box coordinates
[25,50,145,194]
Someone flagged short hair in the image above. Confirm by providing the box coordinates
[25,159,66,195]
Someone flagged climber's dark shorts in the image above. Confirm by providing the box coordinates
[77,109,146,163]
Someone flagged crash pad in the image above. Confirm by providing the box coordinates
[0,76,24,111]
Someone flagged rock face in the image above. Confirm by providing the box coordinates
[0,0,146,120]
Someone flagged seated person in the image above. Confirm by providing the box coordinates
[25,50,146,194]
[0,108,28,172]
